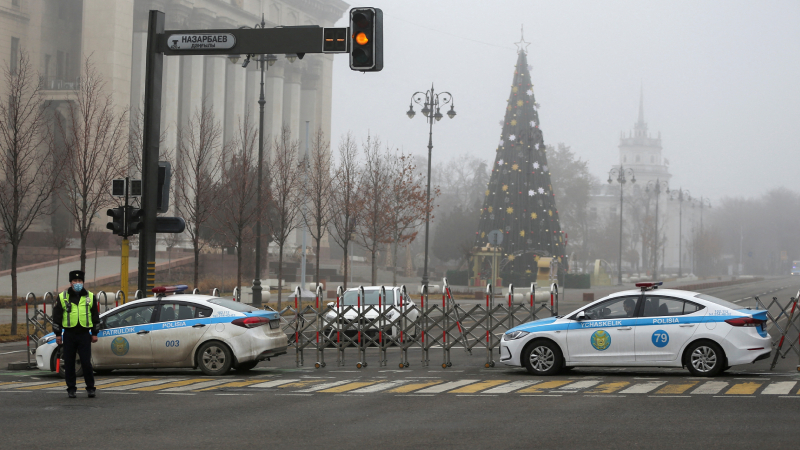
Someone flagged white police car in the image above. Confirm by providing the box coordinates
[499,282,772,377]
[36,286,288,376]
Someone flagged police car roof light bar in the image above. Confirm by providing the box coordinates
[152,285,189,296]
[635,281,663,291]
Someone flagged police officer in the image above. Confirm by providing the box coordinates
[52,270,100,398]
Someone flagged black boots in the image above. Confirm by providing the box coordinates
[87,388,96,398]
[67,390,77,398]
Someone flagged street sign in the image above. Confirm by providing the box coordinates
[130,179,142,197]
[112,179,126,197]
[488,230,504,246]
[167,33,235,51]
[156,217,186,234]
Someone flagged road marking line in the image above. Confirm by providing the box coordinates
[714,395,755,398]
[247,379,300,389]
[351,380,411,393]
[394,394,435,397]
[0,390,30,393]
[43,378,133,391]
[134,379,214,391]
[104,379,181,391]
[319,381,382,393]
[725,382,762,395]
[164,379,242,392]
[648,395,689,398]
[389,381,443,393]
[215,393,252,396]
[278,379,331,390]
[586,382,630,394]
[294,380,355,392]
[761,381,796,395]
[98,378,159,390]
[517,380,573,393]
[416,380,481,394]
[199,380,264,391]
[482,380,541,394]
[449,380,510,394]
[0,350,26,355]
[655,382,698,395]
[157,392,195,395]
[691,381,728,395]
[554,380,600,391]
[0,382,20,387]
[6,380,63,389]
[521,394,562,397]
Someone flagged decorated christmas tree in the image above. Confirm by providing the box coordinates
[472,38,565,285]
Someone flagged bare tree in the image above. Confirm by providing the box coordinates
[355,136,394,285]
[300,128,335,291]
[385,149,430,285]
[175,102,224,288]
[0,51,59,334]
[159,232,181,279]
[267,125,303,308]
[213,114,263,300]
[329,132,362,290]
[128,101,171,177]
[47,219,72,293]
[58,58,128,272]
[88,232,106,283]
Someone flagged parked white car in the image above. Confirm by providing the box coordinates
[499,282,771,377]
[37,289,288,377]
[322,287,419,342]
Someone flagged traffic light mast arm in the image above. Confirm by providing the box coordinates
[158,27,334,56]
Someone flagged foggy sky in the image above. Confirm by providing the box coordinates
[329,0,800,202]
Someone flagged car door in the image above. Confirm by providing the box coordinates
[635,296,706,361]
[150,301,211,365]
[94,302,157,367]
[566,296,640,362]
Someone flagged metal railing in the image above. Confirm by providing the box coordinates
[755,293,800,370]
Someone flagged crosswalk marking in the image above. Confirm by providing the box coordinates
[656,382,698,394]
[296,380,354,392]
[0,382,20,387]
[248,379,300,389]
[351,380,411,393]
[449,380,509,394]
[518,380,573,393]
[134,379,213,391]
[482,380,540,394]
[277,379,330,390]
[555,380,600,391]
[5,380,64,389]
[98,378,159,390]
[416,380,481,394]
[619,381,665,394]
[761,381,796,395]
[587,382,630,394]
[105,379,181,391]
[198,380,264,391]
[18,381,70,390]
[691,382,728,395]
[164,380,241,392]
[725,382,762,395]
[319,381,382,393]
[389,381,443,393]
[44,378,133,391]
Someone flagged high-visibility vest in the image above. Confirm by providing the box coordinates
[59,291,94,329]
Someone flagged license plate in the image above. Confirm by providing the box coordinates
[269,319,280,330]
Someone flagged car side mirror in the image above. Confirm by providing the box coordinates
[575,311,587,321]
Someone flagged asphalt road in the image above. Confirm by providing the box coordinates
[1,277,798,449]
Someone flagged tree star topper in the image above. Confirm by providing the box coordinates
[515,25,531,54]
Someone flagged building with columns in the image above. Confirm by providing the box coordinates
[590,92,704,278]
[2,0,347,251]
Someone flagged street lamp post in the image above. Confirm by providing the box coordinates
[696,196,711,233]
[646,179,669,281]
[406,84,456,288]
[607,166,636,285]
[228,15,280,306]
[669,188,691,278]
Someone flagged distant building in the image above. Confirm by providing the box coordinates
[590,91,703,277]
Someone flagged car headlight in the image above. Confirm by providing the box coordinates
[504,330,529,340]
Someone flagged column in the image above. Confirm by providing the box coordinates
[245,63,260,132]
[264,62,285,157]
[282,67,302,146]
[299,71,319,153]
[177,54,205,143]
[160,53,180,155]
[203,55,227,121]
[224,59,245,162]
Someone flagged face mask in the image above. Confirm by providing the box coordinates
[73,283,83,292]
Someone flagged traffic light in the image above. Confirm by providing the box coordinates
[128,207,145,234]
[349,7,383,72]
[106,207,125,236]
[322,27,348,53]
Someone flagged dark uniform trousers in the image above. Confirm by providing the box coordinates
[62,330,95,392]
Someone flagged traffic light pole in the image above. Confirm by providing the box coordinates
[136,8,372,294]
[138,10,165,294]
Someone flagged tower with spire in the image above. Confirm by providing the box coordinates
[618,88,670,184]
[470,32,565,286]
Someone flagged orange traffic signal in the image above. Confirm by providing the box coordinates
[355,32,369,45]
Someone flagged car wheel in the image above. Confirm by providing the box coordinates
[54,346,83,379]
[685,341,725,377]
[235,361,259,372]
[197,341,233,376]
[522,340,563,376]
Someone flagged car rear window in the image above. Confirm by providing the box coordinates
[694,293,741,310]
[342,290,394,306]
[207,298,259,312]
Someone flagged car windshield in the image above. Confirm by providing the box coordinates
[341,290,394,306]
[207,298,259,312]
[694,293,741,311]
